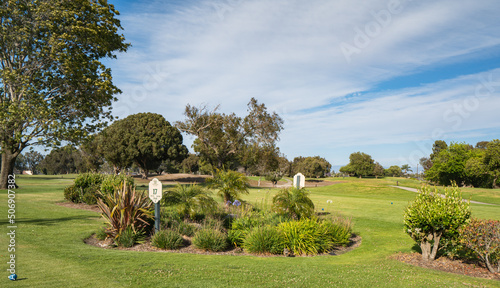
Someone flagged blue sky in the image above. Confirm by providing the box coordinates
[104,0,500,170]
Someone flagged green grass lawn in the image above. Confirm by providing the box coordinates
[1,176,499,287]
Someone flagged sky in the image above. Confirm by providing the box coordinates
[104,0,500,171]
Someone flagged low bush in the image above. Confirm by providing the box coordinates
[192,228,228,252]
[64,185,81,203]
[279,218,321,255]
[320,215,352,247]
[152,230,184,250]
[96,226,108,241]
[116,226,146,248]
[69,173,135,205]
[97,182,153,241]
[100,174,135,195]
[243,226,284,254]
[460,218,500,274]
[177,221,198,237]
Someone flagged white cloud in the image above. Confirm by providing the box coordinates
[107,0,500,165]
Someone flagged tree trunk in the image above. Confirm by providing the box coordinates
[429,231,442,260]
[1,150,18,189]
[420,241,431,261]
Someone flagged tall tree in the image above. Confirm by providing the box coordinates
[40,145,81,174]
[373,162,385,178]
[401,164,412,175]
[100,113,188,179]
[292,156,332,178]
[176,98,284,170]
[430,140,448,160]
[484,139,500,188]
[24,150,44,174]
[342,152,375,178]
[0,0,129,188]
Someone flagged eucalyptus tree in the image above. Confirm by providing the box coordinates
[0,0,129,188]
[176,98,284,170]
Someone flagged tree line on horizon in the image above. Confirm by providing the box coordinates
[420,140,500,188]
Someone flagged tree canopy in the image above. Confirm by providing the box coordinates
[99,113,188,179]
[340,152,375,178]
[0,0,129,188]
[291,156,332,178]
[176,98,284,171]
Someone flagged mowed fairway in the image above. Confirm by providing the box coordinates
[1,176,499,287]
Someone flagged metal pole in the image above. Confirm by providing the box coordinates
[155,202,160,233]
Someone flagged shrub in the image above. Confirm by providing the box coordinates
[278,218,322,255]
[152,230,184,250]
[162,183,217,220]
[192,228,228,252]
[404,184,471,261]
[272,187,315,220]
[64,185,81,203]
[320,215,352,247]
[82,191,98,205]
[176,221,198,237]
[116,226,145,248]
[243,226,284,254]
[100,174,134,195]
[460,218,500,273]
[97,182,153,241]
[96,226,108,241]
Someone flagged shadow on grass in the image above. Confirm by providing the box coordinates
[0,215,99,226]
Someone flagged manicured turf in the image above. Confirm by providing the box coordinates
[1,175,499,287]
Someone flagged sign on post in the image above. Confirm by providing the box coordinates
[149,178,163,203]
[293,173,305,189]
[149,178,162,233]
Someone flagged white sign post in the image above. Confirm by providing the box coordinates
[293,173,305,189]
[149,178,163,232]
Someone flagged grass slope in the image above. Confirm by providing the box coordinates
[1,176,499,287]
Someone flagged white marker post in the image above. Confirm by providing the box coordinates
[148,178,163,233]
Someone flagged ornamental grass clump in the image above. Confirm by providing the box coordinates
[97,182,153,244]
[243,226,284,255]
[460,218,500,274]
[404,184,471,262]
[192,228,228,252]
[152,230,184,250]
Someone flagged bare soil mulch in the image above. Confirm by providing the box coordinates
[392,252,499,281]
[84,233,362,257]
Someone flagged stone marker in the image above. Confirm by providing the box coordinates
[293,173,305,189]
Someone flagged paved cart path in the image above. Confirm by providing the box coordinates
[390,186,498,206]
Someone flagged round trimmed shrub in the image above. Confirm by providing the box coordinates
[152,229,184,250]
[192,228,228,252]
[243,226,284,254]
[64,185,80,203]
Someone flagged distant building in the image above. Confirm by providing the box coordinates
[22,170,33,175]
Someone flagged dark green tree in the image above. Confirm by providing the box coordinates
[419,157,433,171]
[430,140,448,160]
[342,152,375,178]
[373,162,385,178]
[484,139,500,188]
[385,165,402,177]
[100,113,188,179]
[0,0,129,188]
[40,145,81,174]
[181,154,200,174]
[425,143,473,186]
[24,150,44,174]
[292,156,332,178]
